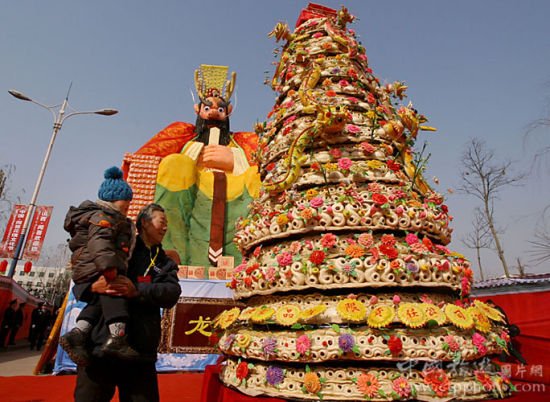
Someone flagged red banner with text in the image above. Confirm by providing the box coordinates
[0,204,29,259]
[22,206,53,261]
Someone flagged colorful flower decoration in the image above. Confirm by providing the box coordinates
[303,370,322,394]
[251,307,275,323]
[300,304,326,320]
[367,305,395,328]
[296,334,311,355]
[337,298,366,321]
[266,366,285,386]
[338,333,355,353]
[472,332,488,356]
[223,333,235,349]
[236,333,252,350]
[474,370,495,392]
[421,303,446,325]
[398,303,427,328]
[473,300,505,322]
[262,337,277,359]
[357,373,379,398]
[387,335,403,357]
[422,368,450,397]
[392,376,412,398]
[238,307,257,321]
[444,304,474,329]
[443,334,460,352]
[218,307,241,329]
[467,306,492,333]
[309,250,326,265]
[275,304,301,326]
[235,361,250,385]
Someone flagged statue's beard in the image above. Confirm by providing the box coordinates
[194,116,231,145]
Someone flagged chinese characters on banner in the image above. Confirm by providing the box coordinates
[22,206,53,261]
[0,204,29,258]
[159,297,244,354]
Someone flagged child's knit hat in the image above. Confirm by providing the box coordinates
[98,167,133,202]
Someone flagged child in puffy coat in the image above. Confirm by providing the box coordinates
[60,166,138,365]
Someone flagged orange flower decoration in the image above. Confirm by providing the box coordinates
[357,373,379,397]
[304,372,321,394]
[422,368,450,397]
[345,244,365,258]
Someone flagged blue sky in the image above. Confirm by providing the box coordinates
[1,0,549,280]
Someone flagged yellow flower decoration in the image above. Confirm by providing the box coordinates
[449,251,466,259]
[337,299,367,321]
[473,300,505,323]
[275,304,301,326]
[421,303,446,325]
[300,304,327,320]
[218,307,241,329]
[239,307,257,321]
[406,200,423,208]
[305,188,319,200]
[444,304,474,329]
[236,332,252,349]
[367,305,395,328]
[324,163,338,172]
[398,303,427,328]
[251,307,275,323]
[276,214,288,227]
[367,160,383,170]
[467,306,492,333]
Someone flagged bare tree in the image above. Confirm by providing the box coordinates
[523,82,550,172]
[461,208,492,281]
[0,164,23,232]
[528,206,550,265]
[458,138,526,278]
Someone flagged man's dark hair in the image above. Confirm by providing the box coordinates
[136,203,165,233]
[194,101,232,146]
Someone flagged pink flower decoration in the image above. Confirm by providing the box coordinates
[265,266,276,283]
[369,295,378,305]
[444,335,460,352]
[338,79,350,87]
[338,158,352,170]
[329,148,343,159]
[410,242,429,254]
[367,182,380,192]
[289,241,302,254]
[310,196,324,208]
[395,206,404,215]
[360,142,375,153]
[296,334,311,355]
[312,32,323,39]
[345,124,361,133]
[472,333,487,356]
[357,233,374,248]
[277,252,293,267]
[405,233,419,245]
[320,233,337,248]
[234,263,246,273]
[283,115,296,126]
[392,295,401,304]
[392,377,411,398]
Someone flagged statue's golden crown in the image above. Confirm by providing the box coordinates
[194,64,236,102]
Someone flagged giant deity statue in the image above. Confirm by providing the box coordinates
[129,65,260,267]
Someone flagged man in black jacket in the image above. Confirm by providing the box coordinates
[74,203,181,402]
[0,300,17,348]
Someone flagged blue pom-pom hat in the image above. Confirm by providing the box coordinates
[98,166,133,201]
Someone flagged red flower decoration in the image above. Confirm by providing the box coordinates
[208,332,220,347]
[387,160,401,172]
[244,277,252,287]
[310,250,326,265]
[422,369,451,397]
[388,336,403,356]
[266,163,276,172]
[475,370,494,391]
[422,237,434,251]
[366,92,376,104]
[236,361,249,380]
[380,245,398,259]
[325,90,337,97]
[371,193,388,205]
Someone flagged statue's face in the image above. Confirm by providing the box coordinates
[195,97,232,126]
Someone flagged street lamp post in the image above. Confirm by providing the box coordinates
[6,87,118,278]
